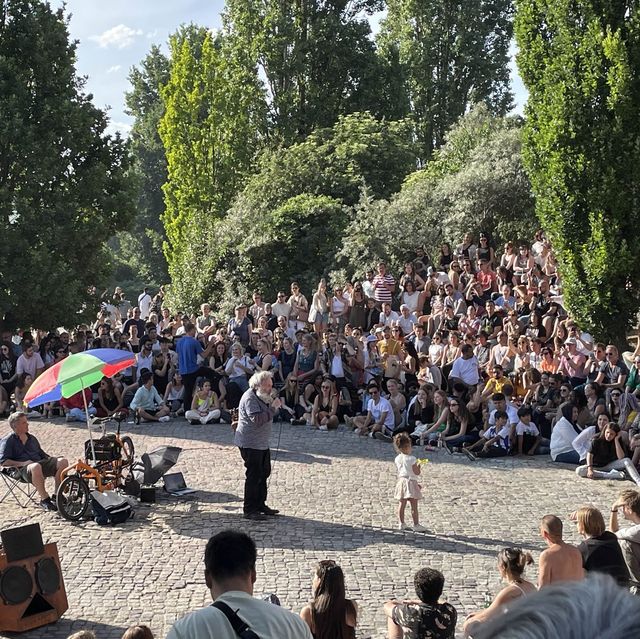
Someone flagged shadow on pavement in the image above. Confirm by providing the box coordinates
[160,509,521,558]
[5,619,128,639]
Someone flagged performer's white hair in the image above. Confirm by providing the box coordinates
[249,370,273,391]
[475,574,640,639]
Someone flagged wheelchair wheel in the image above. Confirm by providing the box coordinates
[57,475,90,521]
[121,436,134,467]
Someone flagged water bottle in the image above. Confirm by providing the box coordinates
[437,434,444,456]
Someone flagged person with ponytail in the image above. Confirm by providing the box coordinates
[463,548,536,637]
[300,560,357,639]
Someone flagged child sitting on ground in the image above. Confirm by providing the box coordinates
[516,405,544,455]
[463,410,511,460]
[393,432,426,531]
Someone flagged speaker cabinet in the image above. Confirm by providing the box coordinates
[0,542,68,632]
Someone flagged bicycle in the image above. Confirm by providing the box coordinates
[56,412,135,521]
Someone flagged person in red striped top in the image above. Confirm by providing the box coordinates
[372,262,396,306]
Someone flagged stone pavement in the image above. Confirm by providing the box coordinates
[0,416,626,638]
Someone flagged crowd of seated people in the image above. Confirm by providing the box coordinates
[2,229,640,478]
[62,501,640,639]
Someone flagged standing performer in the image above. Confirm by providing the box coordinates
[235,371,282,520]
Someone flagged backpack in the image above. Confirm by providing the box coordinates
[90,490,134,525]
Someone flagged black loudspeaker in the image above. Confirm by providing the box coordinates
[0,524,68,632]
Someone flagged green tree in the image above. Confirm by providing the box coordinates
[0,0,135,329]
[236,111,416,214]
[159,26,266,297]
[516,0,640,345]
[380,0,514,162]
[222,0,401,143]
[111,45,170,294]
[336,106,535,278]
[168,111,416,312]
[220,194,346,314]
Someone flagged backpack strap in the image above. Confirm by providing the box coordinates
[212,601,261,639]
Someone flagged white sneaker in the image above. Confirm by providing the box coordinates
[398,522,408,530]
[412,524,427,532]
[606,470,626,480]
[319,424,328,431]
[159,415,171,423]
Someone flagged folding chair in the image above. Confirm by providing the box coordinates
[0,467,38,508]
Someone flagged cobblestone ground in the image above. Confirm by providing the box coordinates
[0,417,625,638]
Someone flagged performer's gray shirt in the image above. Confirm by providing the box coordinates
[234,389,275,450]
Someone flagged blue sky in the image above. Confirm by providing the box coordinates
[51,1,527,137]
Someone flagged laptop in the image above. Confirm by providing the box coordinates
[163,472,197,496]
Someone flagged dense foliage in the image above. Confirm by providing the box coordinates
[516,0,640,345]
[380,0,514,161]
[0,0,135,330]
[111,45,171,293]
[170,112,417,314]
[336,105,537,280]
[221,0,403,143]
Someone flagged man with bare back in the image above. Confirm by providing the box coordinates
[538,514,584,587]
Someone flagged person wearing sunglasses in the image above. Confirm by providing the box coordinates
[595,345,629,391]
[347,384,394,439]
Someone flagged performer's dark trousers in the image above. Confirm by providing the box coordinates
[239,447,271,514]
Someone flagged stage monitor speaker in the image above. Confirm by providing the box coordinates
[0,524,68,632]
[1,523,44,562]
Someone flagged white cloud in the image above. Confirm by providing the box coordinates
[90,24,143,50]
[105,121,133,138]
[146,29,158,39]
[106,65,121,74]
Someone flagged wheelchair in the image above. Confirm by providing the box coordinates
[56,412,134,521]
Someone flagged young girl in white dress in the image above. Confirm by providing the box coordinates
[393,432,426,531]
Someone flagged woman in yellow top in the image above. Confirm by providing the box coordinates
[184,379,221,425]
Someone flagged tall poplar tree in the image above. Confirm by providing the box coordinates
[380,0,514,162]
[222,0,400,143]
[0,0,135,329]
[159,27,266,308]
[111,45,170,290]
[516,1,640,345]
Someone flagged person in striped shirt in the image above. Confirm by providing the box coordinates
[372,262,395,305]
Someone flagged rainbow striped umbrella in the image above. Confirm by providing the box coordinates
[24,348,135,408]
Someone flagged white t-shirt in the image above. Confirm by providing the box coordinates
[167,590,313,639]
[379,310,400,327]
[550,417,579,460]
[449,355,480,385]
[484,424,511,449]
[516,420,540,437]
[138,292,152,319]
[16,352,44,377]
[489,405,519,426]
[572,425,596,461]
[395,453,418,479]
[616,523,640,544]
[225,356,254,378]
[397,314,418,335]
[330,354,345,378]
[135,352,154,381]
[367,396,395,430]
[402,291,421,313]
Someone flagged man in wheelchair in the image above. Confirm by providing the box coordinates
[0,411,68,512]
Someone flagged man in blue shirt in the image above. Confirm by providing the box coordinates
[176,322,217,412]
[0,412,68,511]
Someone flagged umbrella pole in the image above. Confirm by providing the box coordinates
[82,381,97,465]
